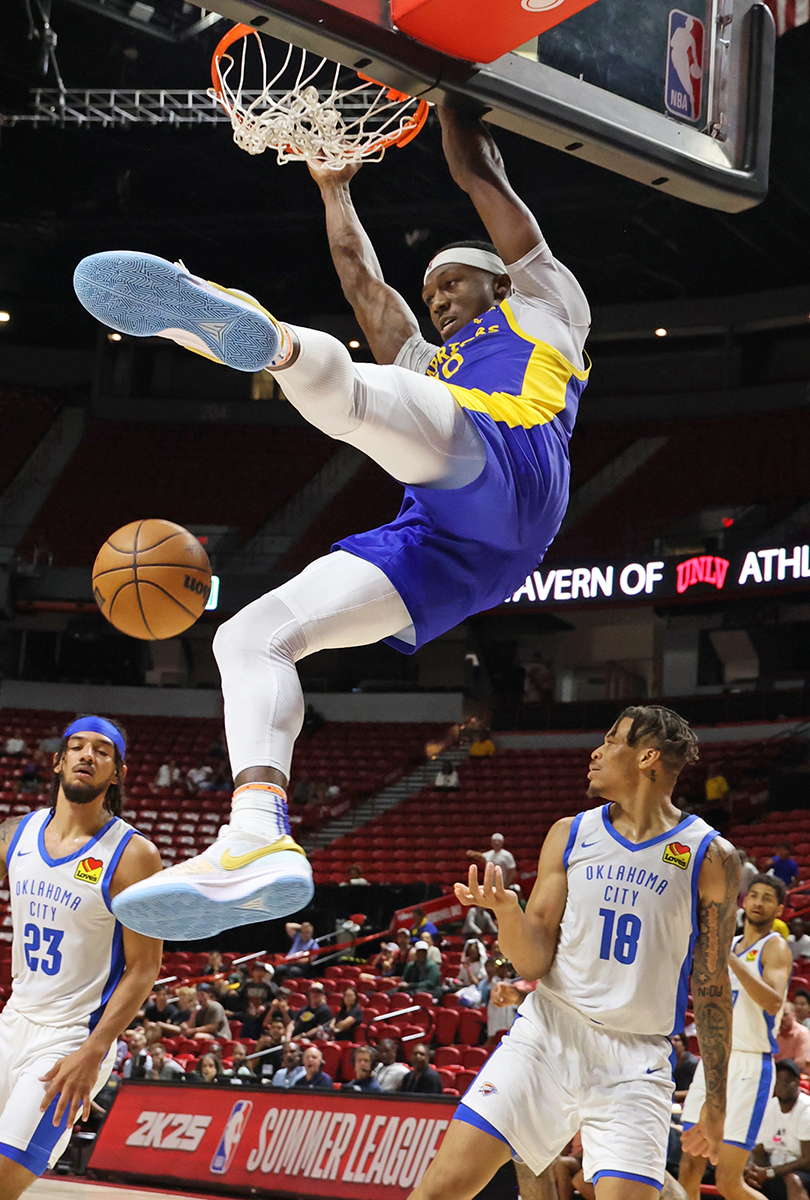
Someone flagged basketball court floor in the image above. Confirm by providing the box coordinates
[29,1182,214,1200]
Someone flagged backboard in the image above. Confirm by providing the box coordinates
[197,0,774,212]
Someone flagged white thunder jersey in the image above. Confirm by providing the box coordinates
[528,804,718,1037]
[4,807,136,1029]
[730,932,783,1053]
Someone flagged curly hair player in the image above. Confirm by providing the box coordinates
[0,717,162,1199]
[73,105,591,940]
[416,707,741,1200]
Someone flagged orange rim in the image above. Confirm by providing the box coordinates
[211,22,258,109]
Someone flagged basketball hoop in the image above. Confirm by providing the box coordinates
[210,23,430,167]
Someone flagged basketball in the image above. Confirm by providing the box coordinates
[92,518,212,641]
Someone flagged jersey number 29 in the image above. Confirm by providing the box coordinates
[598,907,641,965]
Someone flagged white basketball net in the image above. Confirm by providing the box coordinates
[210,34,428,167]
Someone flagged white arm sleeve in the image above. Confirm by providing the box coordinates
[506,241,591,370]
[394,332,440,376]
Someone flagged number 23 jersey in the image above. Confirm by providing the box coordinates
[527,804,719,1037]
[4,807,138,1029]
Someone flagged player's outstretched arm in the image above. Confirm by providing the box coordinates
[308,161,421,364]
[454,818,571,980]
[728,933,792,1015]
[438,105,543,267]
[683,836,740,1167]
[40,836,163,1129]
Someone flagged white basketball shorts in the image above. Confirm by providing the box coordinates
[455,995,674,1190]
[0,1008,116,1175]
[681,1049,774,1150]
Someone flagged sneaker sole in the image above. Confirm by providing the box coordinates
[111,858,314,940]
[73,250,279,373]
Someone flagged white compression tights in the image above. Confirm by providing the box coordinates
[214,326,486,782]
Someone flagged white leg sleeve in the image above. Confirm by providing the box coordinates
[274,325,486,489]
[212,551,413,780]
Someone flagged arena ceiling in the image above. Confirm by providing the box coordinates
[0,1,809,350]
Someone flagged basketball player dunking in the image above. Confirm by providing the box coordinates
[0,717,162,1200]
[411,707,740,1200]
[678,872,792,1200]
[74,106,591,939]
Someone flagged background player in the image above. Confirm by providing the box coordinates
[407,706,740,1200]
[77,105,591,941]
[0,716,162,1200]
[679,873,792,1200]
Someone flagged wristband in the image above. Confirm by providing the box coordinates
[765,1168,776,1179]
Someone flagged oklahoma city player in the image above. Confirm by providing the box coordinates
[0,716,162,1200]
[678,873,792,1200]
[411,706,740,1200]
[73,104,591,941]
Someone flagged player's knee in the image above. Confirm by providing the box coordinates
[213,595,305,671]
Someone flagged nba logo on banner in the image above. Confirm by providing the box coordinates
[209,1099,253,1175]
[665,9,704,122]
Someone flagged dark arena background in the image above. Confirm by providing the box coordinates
[1,2,810,1199]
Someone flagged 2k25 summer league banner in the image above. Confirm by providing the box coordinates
[90,1082,456,1198]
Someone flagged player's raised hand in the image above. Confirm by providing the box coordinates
[681,1102,724,1165]
[307,158,362,187]
[40,1043,106,1127]
[454,861,519,914]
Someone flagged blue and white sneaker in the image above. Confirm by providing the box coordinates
[111,828,314,940]
[73,250,280,373]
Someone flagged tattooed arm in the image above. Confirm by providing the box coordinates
[681,836,740,1166]
[0,815,23,882]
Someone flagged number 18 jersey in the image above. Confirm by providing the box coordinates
[529,804,718,1037]
[4,807,137,1030]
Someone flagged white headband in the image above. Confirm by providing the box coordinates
[423,248,508,285]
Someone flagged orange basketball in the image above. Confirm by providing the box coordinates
[92,519,212,640]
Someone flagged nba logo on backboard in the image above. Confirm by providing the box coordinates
[665,10,704,122]
[209,1099,253,1175]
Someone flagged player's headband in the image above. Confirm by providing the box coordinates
[63,716,126,760]
[423,248,508,285]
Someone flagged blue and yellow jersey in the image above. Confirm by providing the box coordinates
[335,299,590,653]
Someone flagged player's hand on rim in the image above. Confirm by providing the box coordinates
[454,861,518,912]
[681,1102,724,1166]
[307,157,362,187]
[40,1043,106,1127]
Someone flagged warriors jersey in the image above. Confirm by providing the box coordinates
[730,932,785,1053]
[4,808,137,1029]
[336,241,590,653]
[526,804,719,1037]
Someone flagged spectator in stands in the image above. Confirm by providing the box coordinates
[401,1044,443,1094]
[291,982,333,1040]
[223,1044,253,1078]
[196,1052,223,1083]
[265,994,293,1038]
[302,703,326,739]
[469,730,496,759]
[776,1003,810,1073]
[790,918,810,961]
[410,906,439,942]
[402,941,443,1000]
[434,760,460,790]
[239,962,277,1039]
[738,849,758,900]
[209,760,232,792]
[462,905,498,940]
[374,1039,410,1093]
[281,919,319,978]
[704,764,730,805]
[18,757,43,794]
[325,985,363,1041]
[207,728,227,760]
[273,1043,305,1089]
[174,985,197,1026]
[408,930,442,967]
[185,762,213,795]
[253,1016,288,1081]
[340,864,370,886]
[181,982,230,1040]
[459,939,487,987]
[147,1043,185,1081]
[295,1045,333,1090]
[670,1031,699,1103]
[37,725,62,758]
[746,1059,810,1197]
[466,833,516,887]
[486,960,519,1043]
[151,759,182,792]
[343,1045,383,1093]
[143,983,182,1044]
[291,771,314,807]
[793,990,810,1031]
[202,950,224,975]
[391,929,413,974]
[771,842,800,890]
[4,729,27,757]
[123,1030,152,1079]
[477,956,503,1007]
